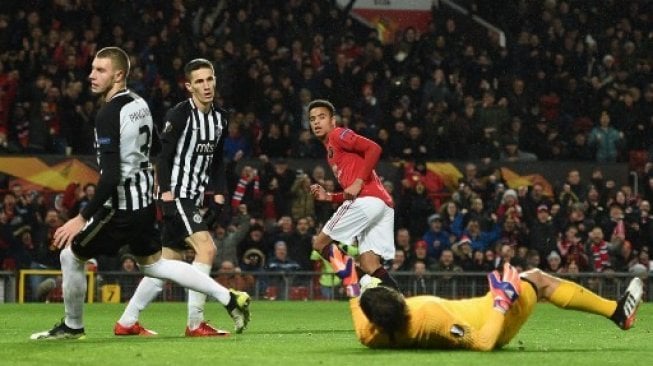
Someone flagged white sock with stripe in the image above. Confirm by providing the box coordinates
[141,259,230,306]
[60,247,86,330]
[187,262,212,330]
[118,276,164,327]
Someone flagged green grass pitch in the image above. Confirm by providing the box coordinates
[1,301,652,366]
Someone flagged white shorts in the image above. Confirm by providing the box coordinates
[322,196,395,261]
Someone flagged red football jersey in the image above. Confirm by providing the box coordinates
[325,127,393,208]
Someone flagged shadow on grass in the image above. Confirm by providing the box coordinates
[311,346,637,355]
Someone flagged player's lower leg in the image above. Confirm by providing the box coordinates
[359,251,399,291]
[187,262,211,330]
[529,269,644,329]
[60,247,87,330]
[548,278,617,316]
[370,266,400,291]
[31,247,87,340]
[320,243,358,285]
[115,277,163,335]
[140,258,250,332]
[141,259,230,303]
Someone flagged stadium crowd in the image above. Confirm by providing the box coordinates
[0,0,652,299]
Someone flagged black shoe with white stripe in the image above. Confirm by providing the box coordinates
[610,277,644,330]
[30,319,86,340]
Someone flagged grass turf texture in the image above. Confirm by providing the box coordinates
[1,302,652,366]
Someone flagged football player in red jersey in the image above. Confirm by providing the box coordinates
[308,99,399,294]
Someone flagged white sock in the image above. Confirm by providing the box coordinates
[141,259,230,306]
[188,262,212,329]
[60,247,86,329]
[118,277,164,327]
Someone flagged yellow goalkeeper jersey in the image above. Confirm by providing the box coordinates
[350,283,537,351]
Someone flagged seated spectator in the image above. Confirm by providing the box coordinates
[409,260,432,296]
[545,251,564,274]
[266,240,301,300]
[397,179,436,238]
[499,136,537,162]
[215,260,255,293]
[267,241,301,272]
[495,189,523,223]
[462,197,493,231]
[406,240,437,270]
[394,228,413,262]
[238,224,267,267]
[440,201,463,234]
[612,240,638,272]
[528,204,558,263]
[496,242,527,272]
[431,249,462,274]
[114,254,141,302]
[213,203,251,269]
[557,225,589,272]
[390,249,409,272]
[421,214,450,261]
[587,226,612,273]
[525,249,541,270]
[468,249,494,272]
[450,236,473,269]
[453,218,501,252]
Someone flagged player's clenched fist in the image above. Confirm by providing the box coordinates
[310,184,328,201]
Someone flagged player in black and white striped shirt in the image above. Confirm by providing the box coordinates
[116,58,237,337]
[32,49,249,341]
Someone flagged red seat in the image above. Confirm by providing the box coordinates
[289,286,309,301]
[1,258,16,271]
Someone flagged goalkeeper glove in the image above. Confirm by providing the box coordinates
[487,262,521,314]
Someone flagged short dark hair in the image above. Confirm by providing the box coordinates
[307,99,336,117]
[96,46,130,78]
[359,286,408,340]
[184,58,214,79]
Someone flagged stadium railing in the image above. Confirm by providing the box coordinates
[9,270,651,303]
[0,270,17,303]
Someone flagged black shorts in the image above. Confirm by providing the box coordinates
[159,198,208,250]
[72,205,161,259]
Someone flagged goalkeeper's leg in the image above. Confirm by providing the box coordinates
[521,268,643,330]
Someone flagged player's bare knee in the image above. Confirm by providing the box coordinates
[188,231,216,256]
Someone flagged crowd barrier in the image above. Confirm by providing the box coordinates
[4,270,651,304]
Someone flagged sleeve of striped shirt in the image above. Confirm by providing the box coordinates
[156,106,187,193]
[207,116,227,195]
[80,107,121,220]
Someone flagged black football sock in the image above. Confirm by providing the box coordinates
[372,266,400,291]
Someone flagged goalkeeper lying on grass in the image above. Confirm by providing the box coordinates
[350,263,643,351]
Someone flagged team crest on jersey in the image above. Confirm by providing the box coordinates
[328,147,334,159]
[97,137,111,145]
[163,121,173,133]
[193,213,203,223]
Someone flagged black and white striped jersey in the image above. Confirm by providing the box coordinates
[156,98,227,206]
[83,89,154,218]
